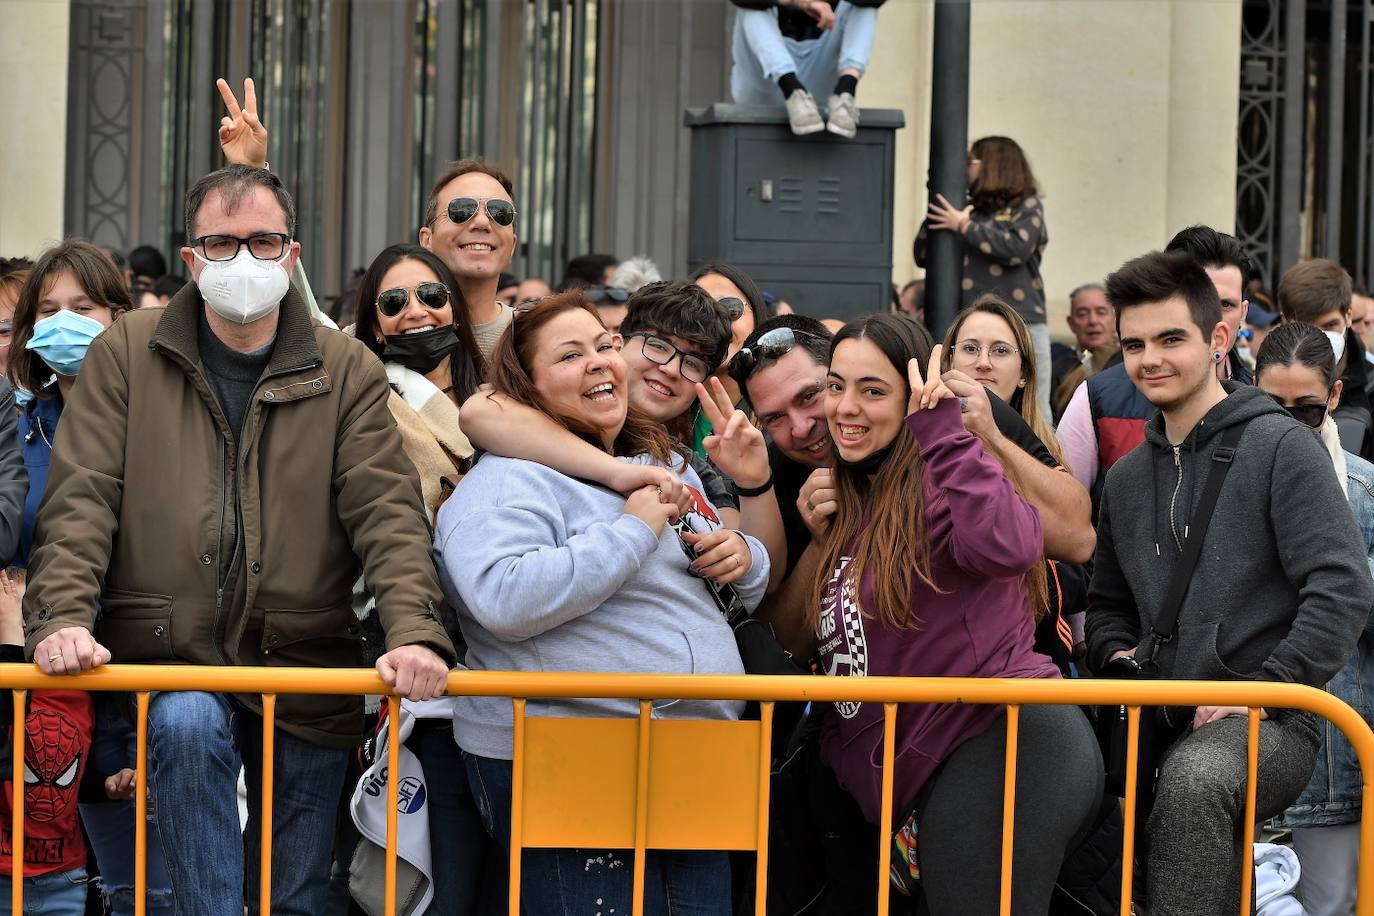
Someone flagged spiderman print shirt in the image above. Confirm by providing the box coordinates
[0,688,92,876]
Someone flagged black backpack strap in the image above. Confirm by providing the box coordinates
[1140,421,1247,664]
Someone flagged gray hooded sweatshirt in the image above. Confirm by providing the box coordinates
[1086,384,1372,701]
[434,453,770,760]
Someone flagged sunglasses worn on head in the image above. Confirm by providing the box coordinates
[728,326,824,382]
[446,197,517,227]
[716,297,746,322]
[376,282,450,318]
[585,286,630,305]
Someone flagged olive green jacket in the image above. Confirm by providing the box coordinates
[23,283,454,747]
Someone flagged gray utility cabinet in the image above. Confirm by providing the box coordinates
[685,103,905,321]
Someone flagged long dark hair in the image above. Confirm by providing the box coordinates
[812,313,1045,630]
[353,244,483,403]
[1254,321,1338,388]
[9,239,130,397]
[969,136,1039,213]
[486,292,675,465]
[691,262,770,331]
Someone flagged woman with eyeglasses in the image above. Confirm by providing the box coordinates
[6,240,177,915]
[917,136,1052,416]
[813,313,1100,913]
[348,243,496,916]
[1256,321,1374,916]
[435,292,768,916]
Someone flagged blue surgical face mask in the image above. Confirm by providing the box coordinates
[25,310,108,377]
[13,387,34,408]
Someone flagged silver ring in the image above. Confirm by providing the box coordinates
[732,555,741,569]
[958,397,970,413]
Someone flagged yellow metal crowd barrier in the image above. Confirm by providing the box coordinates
[0,665,1369,916]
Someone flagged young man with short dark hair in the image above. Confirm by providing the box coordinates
[1086,250,1371,916]
[1277,257,1374,460]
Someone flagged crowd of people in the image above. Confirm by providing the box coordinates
[0,50,1369,916]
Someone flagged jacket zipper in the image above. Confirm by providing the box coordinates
[1168,445,1185,552]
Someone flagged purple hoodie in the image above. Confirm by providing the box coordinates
[817,398,1059,824]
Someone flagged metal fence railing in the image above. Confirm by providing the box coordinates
[0,666,1369,916]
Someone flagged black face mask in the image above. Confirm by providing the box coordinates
[833,440,897,476]
[381,325,460,375]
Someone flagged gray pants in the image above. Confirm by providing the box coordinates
[1292,823,1360,916]
[1147,712,1319,916]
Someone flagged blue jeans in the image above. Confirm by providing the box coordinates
[464,752,730,916]
[407,721,507,915]
[145,691,348,916]
[731,1,877,103]
[79,693,175,916]
[0,867,87,915]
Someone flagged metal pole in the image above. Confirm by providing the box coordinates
[1325,0,1347,258]
[1279,0,1306,274]
[926,0,971,339]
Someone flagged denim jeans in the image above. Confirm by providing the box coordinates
[144,691,348,916]
[0,867,87,915]
[464,752,730,916]
[407,720,507,915]
[731,1,877,104]
[78,693,176,916]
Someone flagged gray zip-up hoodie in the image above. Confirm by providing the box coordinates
[434,453,770,760]
[1086,384,1372,697]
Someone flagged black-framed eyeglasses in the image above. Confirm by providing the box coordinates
[728,326,826,383]
[376,282,451,318]
[627,333,712,384]
[446,197,517,227]
[1269,393,1330,429]
[192,233,291,262]
[585,286,630,305]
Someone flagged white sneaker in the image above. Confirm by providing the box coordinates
[826,93,859,138]
[785,90,825,136]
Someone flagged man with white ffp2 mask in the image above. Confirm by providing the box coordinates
[21,165,456,915]
[1277,257,1374,462]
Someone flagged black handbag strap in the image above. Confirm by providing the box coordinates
[1140,421,1247,665]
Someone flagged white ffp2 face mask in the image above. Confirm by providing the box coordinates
[1325,328,1348,364]
[194,249,291,324]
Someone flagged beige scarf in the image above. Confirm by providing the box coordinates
[1320,415,1350,503]
[385,364,473,522]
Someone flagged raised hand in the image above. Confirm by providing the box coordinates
[907,344,956,414]
[217,77,269,168]
[798,467,836,540]
[695,377,771,489]
[939,368,995,439]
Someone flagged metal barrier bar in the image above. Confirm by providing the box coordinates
[632,700,652,916]
[876,703,897,916]
[259,694,276,916]
[1238,709,1261,915]
[508,697,527,916]
[753,702,774,916]
[10,689,23,913]
[1119,705,1141,916]
[135,691,149,916]
[385,694,401,916]
[998,704,1020,916]
[0,668,1370,916]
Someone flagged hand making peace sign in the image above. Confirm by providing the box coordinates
[907,343,957,415]
[216,77,269,169]
[694,377,771,491]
